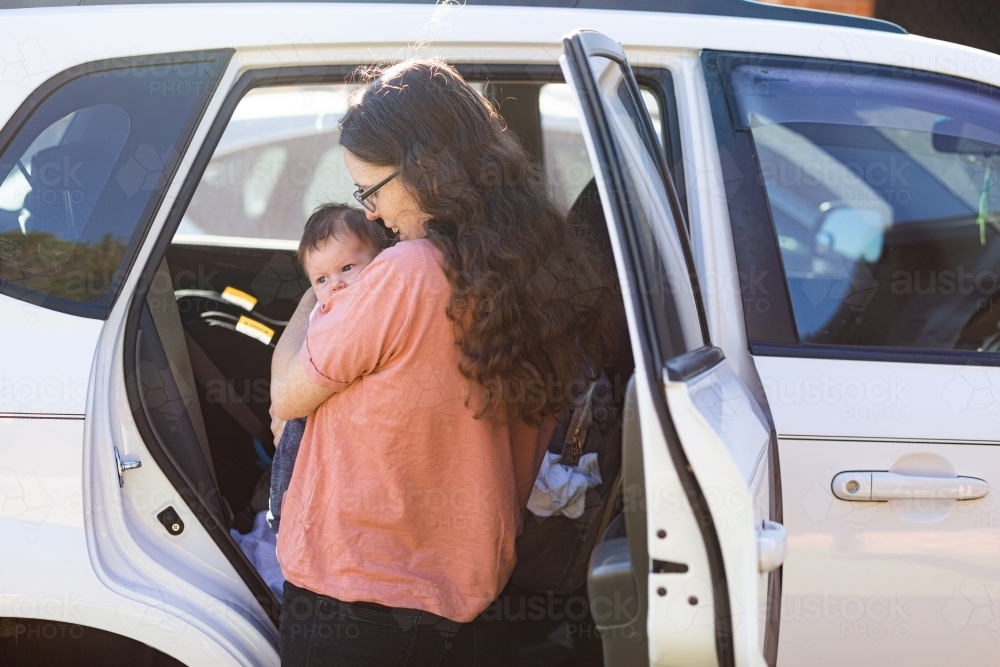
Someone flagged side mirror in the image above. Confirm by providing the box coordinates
[933,117,1000,156]
[817,206,889,263]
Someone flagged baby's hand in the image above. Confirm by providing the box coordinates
[269,403,286,443]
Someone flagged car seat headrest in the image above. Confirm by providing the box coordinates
[23,142,119,239]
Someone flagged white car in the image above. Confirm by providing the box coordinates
[0,1,997,666]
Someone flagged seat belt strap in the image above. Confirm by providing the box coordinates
[561,380,599,466]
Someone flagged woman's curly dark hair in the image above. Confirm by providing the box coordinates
[339,58,621,425]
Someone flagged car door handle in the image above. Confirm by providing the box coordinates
[831,471,989,501]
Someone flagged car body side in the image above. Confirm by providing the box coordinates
[1,4,999,666]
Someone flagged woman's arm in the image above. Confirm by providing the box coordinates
[270,289,334,420]
[272,252,411,420]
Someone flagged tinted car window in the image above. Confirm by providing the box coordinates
[732,63,1000,350]
[586,55,696,356]
[0,52,229,316]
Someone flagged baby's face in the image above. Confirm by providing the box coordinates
[302,234,379,304]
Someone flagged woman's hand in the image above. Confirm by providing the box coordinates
[270,288,334,420]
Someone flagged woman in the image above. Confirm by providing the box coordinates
[270,58,617,666]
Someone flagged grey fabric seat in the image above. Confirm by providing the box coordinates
[137,258,226,521]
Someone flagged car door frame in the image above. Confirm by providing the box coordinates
[562,29,757,667]
[119,52,693,629]
[116,65,361,636]
[82,53,285,666]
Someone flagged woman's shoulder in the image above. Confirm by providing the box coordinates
[379,239,441,262]
[379,238,442,267]
[354,240,448,303]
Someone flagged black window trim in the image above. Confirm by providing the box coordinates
[704,49,1000,368]
[752,341,1000,366]
[635,67,689,225]
[0,49,233,320]
[702,50,799,348]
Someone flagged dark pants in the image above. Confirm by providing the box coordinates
[280,581,514,667]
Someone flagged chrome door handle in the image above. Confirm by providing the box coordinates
[832,471,989,501]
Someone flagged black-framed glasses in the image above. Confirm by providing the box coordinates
[353,169,400,213]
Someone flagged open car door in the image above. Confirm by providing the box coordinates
[561,30,782,667]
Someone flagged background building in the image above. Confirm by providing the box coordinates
[761,0,1000,55]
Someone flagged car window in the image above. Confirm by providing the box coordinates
[0,52,229,317]
[180,79,666,247]
[730,62,1000,351]
[180,85,358,243]
[541,83,662,211]
[586,55,698,356]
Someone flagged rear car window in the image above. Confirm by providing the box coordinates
[0,51,230,318]
[584,55,695,357]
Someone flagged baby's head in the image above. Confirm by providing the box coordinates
[298,204,391,304]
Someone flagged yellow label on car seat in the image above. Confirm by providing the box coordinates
[221,286,258,311]
[235,315,274,345]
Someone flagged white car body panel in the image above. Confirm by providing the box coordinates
[759,355,997,441]
[756,354,1000,664]
[777,436,1000,665]
[0,297,102,415]
[662,365,771,667]
[0,3,997,129]
[0,3,999,665]
[86,319,281,665]
[0,416,266,666]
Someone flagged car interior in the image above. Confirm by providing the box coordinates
[127,72,648,666]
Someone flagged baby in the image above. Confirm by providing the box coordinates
[268,203,390,533]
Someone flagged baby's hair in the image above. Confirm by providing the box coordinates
[298,203,392,260]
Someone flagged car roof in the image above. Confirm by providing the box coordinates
[0,0,906,34]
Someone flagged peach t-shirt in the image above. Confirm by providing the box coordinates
[276,239,551,623]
